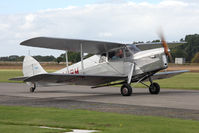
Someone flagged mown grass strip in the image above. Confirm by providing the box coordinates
[0,105,199,133]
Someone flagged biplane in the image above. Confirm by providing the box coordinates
[10,35,188,96]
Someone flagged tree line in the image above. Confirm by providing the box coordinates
[171,34,199,63]
[0,55,56,62]
[0,52,81,64]
[1,34,199,63]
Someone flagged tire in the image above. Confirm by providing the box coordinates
[30,87,35,92]
[121,83,132,96]
[149,82,160,94]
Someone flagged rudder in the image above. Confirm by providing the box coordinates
[23,56,47,77]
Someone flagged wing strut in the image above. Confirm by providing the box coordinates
[80,43,84,73]
[126,45,135,84]
[65,50,69,73]
[128,63,135,84]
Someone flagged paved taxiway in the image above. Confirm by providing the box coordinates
[0,83,199,120]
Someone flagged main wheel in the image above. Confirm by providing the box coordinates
[121,83,132,96]
[30,87,35,92]
[149,82,160,94]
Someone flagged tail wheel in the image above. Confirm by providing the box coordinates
[149,82,160,94]
[30,83,36,93]
[30,87,35,92]
[121,83,132,96]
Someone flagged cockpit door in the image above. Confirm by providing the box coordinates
[108,48,125,75]
[107,45,139,75]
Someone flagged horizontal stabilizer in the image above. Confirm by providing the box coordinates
[9,76,28,81]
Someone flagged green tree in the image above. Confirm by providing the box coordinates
[34,55,55,62]
[184,34,199,62]
[191,52,199,63]
[57,52,81,64]
[56,57,63,64]
[56,52,94,64]
[171,48,187,58]
[169,34,199,62]
[152,40,160,42]
[133,41,144,44]
[84,54,93,59]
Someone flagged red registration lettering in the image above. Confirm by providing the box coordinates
[75,68,79,74]
[70,68,79,74]
[70,69,74,74]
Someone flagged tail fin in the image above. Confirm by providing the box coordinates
[23,56,47,77]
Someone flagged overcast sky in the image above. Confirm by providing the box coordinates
[0,0,199,57]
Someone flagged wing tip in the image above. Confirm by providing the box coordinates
[20,37,43,46]
[9,76,28,81]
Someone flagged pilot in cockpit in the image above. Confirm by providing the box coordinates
[112,49,123,60]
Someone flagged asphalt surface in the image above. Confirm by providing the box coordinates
[0,83,199,120]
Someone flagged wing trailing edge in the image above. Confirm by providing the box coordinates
[152,70,189,80]
[22,73,126,86]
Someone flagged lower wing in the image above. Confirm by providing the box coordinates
[151,70,189,80]
[10,73,126,86]
[9,70,189,86]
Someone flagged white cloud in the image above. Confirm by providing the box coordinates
[0,0,199,56]
[159,0,188,7]
[98,32,113,37]
[21,14,35,29]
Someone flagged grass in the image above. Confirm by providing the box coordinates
[0,69,55,83]
[0,105,199,133]
[0,124,64,133]
[0,70,23,83]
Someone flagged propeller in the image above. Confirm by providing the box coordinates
[159,32,173,62]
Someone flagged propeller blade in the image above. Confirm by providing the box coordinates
[158,32,173,62]
[160,33,169,55]
[168,52,173,62]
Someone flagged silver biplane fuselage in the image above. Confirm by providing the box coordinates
[57,45,167,79]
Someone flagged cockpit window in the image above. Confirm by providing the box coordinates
[108,48,124,61]
[127,44,140,53]
[125,44,140,57]
[106,45,140,61]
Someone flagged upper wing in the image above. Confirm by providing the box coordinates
[22,73,126,86]
[152,70,189,80]
[21,37,125,54]
[135,42,186,51]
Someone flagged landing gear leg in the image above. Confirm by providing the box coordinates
[148,77,160,94]
[121,83,132,96]
[30,83,36,93]
[121,62,134,96]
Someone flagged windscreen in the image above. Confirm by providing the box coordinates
[127,44,140,53]
[125,44,140,57]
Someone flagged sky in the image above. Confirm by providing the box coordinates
[0,0,199,57]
